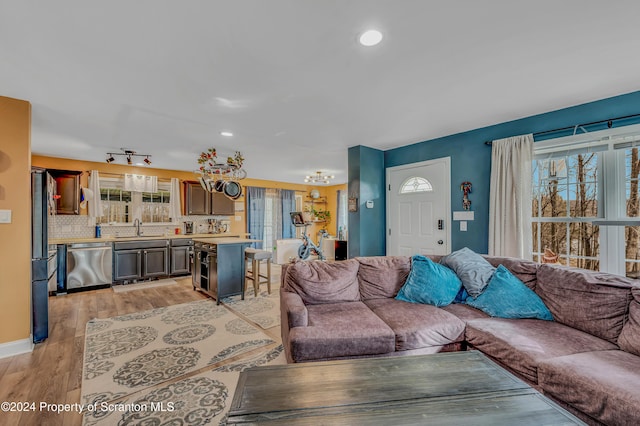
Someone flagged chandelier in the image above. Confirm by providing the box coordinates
[106,148,152,165]
[304,171,335,184]
[196,148,247,200]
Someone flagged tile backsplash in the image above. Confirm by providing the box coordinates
[49,215,231,240]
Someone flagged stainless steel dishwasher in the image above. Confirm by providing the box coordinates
[66,242,113,289]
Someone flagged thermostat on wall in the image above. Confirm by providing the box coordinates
[365,200,374,209]
[0,209,11,223]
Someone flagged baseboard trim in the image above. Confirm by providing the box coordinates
[0,337,34,359]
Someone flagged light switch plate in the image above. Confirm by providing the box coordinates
[453,211,474,221]
[0,209,11,223]
[460,221,467,231]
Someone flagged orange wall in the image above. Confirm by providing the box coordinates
[318,184,347,236]
[0,96,32,344]
[31,155,343,236]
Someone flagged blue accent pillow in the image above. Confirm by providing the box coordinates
[440,247,496,298]
[453,286,469,303]
[396,255,462,307]
[466,265,554,320]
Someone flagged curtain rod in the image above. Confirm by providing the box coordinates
[484,113,640,146]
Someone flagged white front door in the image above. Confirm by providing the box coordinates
[386,157,451,256]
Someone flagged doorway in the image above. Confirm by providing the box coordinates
[386,157,451,256]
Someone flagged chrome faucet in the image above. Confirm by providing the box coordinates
[133,218,143,237]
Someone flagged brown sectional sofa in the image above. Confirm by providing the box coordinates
[280,255,640,426]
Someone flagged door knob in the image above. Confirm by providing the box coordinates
[437,240,444,245]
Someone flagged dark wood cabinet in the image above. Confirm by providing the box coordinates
[113,240,169,283]
[170,239,193,276]
[184,181,235,216]
[113,249,142,281]
[212,192,235,215]
[185,181,210,215]
[49,169,82,215]
[143,247,169,277]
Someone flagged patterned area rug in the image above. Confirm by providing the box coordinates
[81,300,275,410]
[221,263,282,330]
[222,283,281,330]
[82,344,286,426]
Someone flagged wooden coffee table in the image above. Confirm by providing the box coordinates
[227,351,585,425]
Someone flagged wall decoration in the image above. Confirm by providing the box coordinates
[460,181,472,210]
[348,197,358,212]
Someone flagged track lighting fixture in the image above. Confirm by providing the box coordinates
[105,148,152,166]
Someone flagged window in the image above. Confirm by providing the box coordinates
[336,190,348,238]
[531,153,600,270]
[399,177,433,194]
[98,178,171,224]
[531,124,640,277]
[624,146,640,277]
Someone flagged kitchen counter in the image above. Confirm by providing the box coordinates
[50,233,250,245]
[192,237,260,245]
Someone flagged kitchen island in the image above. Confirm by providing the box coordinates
[192,237,260,304]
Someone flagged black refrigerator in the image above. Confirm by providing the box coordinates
[31,168,55,343]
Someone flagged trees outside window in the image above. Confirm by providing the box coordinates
[530,124,640,278]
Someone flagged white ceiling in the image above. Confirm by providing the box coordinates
[2,1,640,184]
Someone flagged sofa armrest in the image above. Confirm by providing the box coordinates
[280,287,309,363]
[280,288,308,328]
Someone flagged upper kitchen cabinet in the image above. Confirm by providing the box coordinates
[184,181,210,215]
[49,169,82,215]
[184,181,235,216]
[211,192,234,215]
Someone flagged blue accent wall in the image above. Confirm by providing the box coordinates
[348,145,386,257]
[352,90,640,255]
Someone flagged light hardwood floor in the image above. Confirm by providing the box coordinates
[0,277,208,426]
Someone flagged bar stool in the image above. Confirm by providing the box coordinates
[244,248,272,296]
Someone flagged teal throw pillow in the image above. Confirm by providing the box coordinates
[396,255,462,307]
[466,265,554,320]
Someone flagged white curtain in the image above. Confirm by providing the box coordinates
[488,134,533,259]
[87,170,103,218]
[169,178,181,222]
[124,173,158,193]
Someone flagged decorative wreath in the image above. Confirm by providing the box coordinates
[197,149,244,175]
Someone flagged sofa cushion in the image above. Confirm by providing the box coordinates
[466,318,618,383]
[356,256,411,300]
[484,255,539,291]
[441,303,489,323]
[538,350,640,426]
[440,247,495,298]
[618,286,640,356]
[288,301,395,361]
[283,259,360,305]
[536,264,634,343]
[466,265,553,320]
[395,255,462,307]
[365,298,465,351]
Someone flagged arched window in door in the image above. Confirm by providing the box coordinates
[399,176,433,194]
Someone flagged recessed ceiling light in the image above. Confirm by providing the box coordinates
[359,29,383,47]
[220,131,233,137]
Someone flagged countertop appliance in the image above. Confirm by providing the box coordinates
[66,242,113,289]
[184,221,194,234]
[31,168,55,343]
